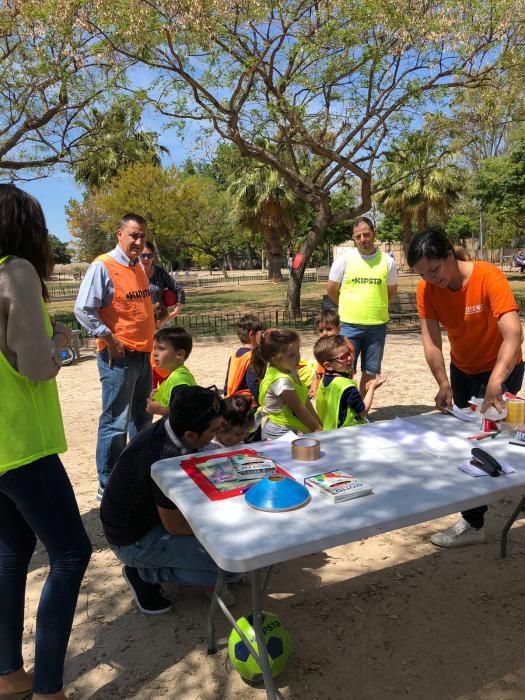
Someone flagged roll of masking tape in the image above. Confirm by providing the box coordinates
[291,437,321,461]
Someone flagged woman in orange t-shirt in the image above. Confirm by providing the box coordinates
[407,228,523,549]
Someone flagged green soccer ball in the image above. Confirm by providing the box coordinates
[228,612,292,683]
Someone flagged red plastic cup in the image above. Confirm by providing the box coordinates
[482,418,497,432]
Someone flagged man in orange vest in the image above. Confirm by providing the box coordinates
[75,214,155,499]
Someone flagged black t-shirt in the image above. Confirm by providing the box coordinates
[100,418,184,547]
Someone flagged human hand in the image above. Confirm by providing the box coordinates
[481,379,505,414]
[52,322,73,349]
[434,383,453,412]
[367,374,387,390]
[169,304,183,320]
[104,335,126,368]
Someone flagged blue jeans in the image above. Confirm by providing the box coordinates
[115,524,238,586]
[340,322,387,375]
[0,455,92,694]
[96,349,152,489]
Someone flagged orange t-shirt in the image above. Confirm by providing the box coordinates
[416,261,521,374]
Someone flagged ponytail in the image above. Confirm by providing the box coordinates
[250,328,300,380]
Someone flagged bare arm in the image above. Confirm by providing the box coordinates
[387,284,397,303]
[281,389,322,432]
[146,397,169,416]
[326,280,340,306]
[360,375,387,416]
[157,506,193,535]
[482,311,523,412]
[420,318,453,410]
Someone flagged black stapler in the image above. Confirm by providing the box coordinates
[470,447,502,477]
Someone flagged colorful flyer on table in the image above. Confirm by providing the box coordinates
[180,448,293,500]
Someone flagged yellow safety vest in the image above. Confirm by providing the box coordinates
[153,365,197,407]
[0,256,67,474]
[316,375,363,430]
[338,249,389,324]
[258,365,310,432]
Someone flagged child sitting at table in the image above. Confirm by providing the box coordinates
[252,329,322,439]
[146,326,196,416]
[209,395,255,450]
[100,385,241,613]
[224,314,266,405]
[314,335,386,429]
[151,302,170,390]
[309,308,342,398]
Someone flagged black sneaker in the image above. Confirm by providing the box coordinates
[122,566,172,615]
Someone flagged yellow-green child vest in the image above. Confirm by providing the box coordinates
[0,256,67,474]
[316,375,362,430]
[338,248,389,324]
[153,365,197,407]
[258,365,310,432]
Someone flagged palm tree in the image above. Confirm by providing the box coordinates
[227,159,302,281]
[375,130,464,250]
[73,102,169,190]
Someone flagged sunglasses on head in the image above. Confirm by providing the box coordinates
[140,253,154,260]
[331,349,354,364]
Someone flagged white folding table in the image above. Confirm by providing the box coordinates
[151,414,525,699]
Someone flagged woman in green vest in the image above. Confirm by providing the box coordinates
[252,329,322,438]
[0,185,92,700]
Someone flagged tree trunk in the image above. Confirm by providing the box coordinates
[286,212,328,316]
[401,211,414,255]
[221,258,229,278]
[265,225,283,282]
[416,206,428,233]
[246,244,255,269]
[226,251,234,270]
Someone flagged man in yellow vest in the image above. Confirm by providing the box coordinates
[326,217,397,395]
[75,213,155,499]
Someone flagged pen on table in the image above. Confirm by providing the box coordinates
[467,431,499,441]
[509,441,525,448]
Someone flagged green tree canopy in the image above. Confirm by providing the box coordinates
[81,0,525,312]
[73,101,169,190]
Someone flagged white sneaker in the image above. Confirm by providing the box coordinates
[430,516,486,548]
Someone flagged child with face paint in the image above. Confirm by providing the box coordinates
[313,335,386,430]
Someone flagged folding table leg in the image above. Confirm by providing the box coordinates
[500,494,525,558]
[251,568,277,700]
[206,568,225,653]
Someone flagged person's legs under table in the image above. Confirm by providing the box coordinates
[431,362,525,548]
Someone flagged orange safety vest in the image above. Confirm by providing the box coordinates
[225,349,254,402]
[95,254,155,353]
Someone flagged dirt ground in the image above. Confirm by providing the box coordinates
[23,330,525,699]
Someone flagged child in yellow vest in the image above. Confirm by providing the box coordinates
[150,302,170,390]
[308,308,341,398]
[314,335,386,430]
[146,327,196,416]
[252,329,322,439]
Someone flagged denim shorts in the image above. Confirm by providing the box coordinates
[340,322,387,375]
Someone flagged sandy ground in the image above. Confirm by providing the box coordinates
[22,330,525,699]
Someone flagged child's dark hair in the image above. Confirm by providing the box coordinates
[251,328,300,380]
[223,395,255,428]
[169,385,224,436]
[316,308,340,329]
[314,335,354,366]
[236,314,267,344]
[153,302,169,324]
[154,326,193,359]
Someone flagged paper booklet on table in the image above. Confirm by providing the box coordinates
[304,470,373,503]
[180,448,293,500]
